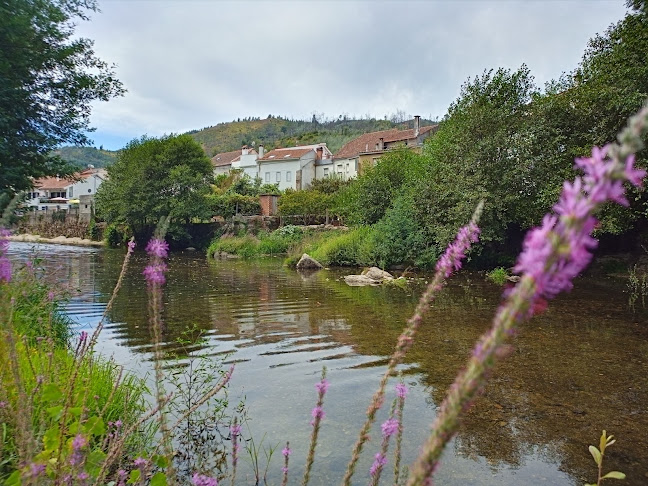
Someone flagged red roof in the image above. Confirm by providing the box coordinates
[35,176,75,190]
[259,147,314,161]
[334,125,438,159]
[211,148,258,167]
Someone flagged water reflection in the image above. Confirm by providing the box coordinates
[6,242,648,485]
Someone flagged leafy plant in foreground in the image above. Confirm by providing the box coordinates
[585,430,625,486]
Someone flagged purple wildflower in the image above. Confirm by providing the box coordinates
[515,146,646,301]
[48,291,55,301]
[133,457,148,469]
[282,466,289,473]
[142,262,167,285]
[127,239,136,254]
[230,424,241,436]
[146,238,169,259]
[381,417,399,437]
[282,446,291,457]
[436,221,480,278]
[315,378,330,394]
[29,462,46,477]
[77,471,89,482]
[192,473,218,486]
[69,434,87,466]
[369,453,387,477]
[0,401,6,408]
[0,228,11,283]
[310,405,325,425]
[395,383,408,398]
[116,469,127,486]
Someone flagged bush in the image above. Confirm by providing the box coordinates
[207,193,261,218]
[309,227,376,267]
[486,267,510,285]
[278,189,333,224]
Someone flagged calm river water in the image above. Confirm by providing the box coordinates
[6,242,648,485]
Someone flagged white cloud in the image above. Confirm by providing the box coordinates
[75,0,629,149]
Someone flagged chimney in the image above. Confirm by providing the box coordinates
[316,146,323,160]
[414,115,420,138]
[242,145,249,156]
[379,137,384,150]
[365,143,369,152]
[258,144,264,158]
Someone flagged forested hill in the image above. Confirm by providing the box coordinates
[186,115,437,156]
[54,146,119,168]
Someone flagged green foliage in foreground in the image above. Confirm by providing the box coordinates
[0,262,150,483]
[3,262,72,346]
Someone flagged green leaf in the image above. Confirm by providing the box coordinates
[84,416,106,436]
[46,405,63,420]
[589,445,602,466]
[4,469,21,486]
[150,472,167,486]
[43,427,60,451]
[602,471,626,480]
[152,454,169,468]
[86,449,107,477]
[127,469,141,484]
[42,384,62,403]
[68,407,83,417]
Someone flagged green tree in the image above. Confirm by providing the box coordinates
[95,135,213,241]
[0,0,124,193]
[412,66,538,246]
[339,148,426,225]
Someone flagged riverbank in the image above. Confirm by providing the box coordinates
[7,233,105,247]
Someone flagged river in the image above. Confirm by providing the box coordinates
[6,241,648,485]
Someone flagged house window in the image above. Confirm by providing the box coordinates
[276,172,281,182]
[323,168,329,177]
[286,171,292,182]
[68,187,73,197]
[265,172,270,182]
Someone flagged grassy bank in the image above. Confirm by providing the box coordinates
[207,225,381,267]
[0,256,151,483]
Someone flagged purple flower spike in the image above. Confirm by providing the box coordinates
[146,238,169,258]
[230,424,241,436]
[369,453,387,477]
[192,473,218,486]
[435,222,481,278]
[381,417,399,437]
[0,228,12,283]
[315,378,330,394]
[395,383,408,398]
[142,262,167,285]
[310,405,325,425]
[127,239,136,254]
[282,446,291,457]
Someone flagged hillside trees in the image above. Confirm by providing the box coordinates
[95,135,213,241]
[0,0,124,193]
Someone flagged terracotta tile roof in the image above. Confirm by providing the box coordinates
[35,176,75,190]
[211,149,243,167]
[259,147,314,161]
[334,124,438,159]
[33,168,106,190]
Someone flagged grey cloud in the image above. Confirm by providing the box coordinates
[76,0,628,149]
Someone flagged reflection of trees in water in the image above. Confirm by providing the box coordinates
[89,254,648,484]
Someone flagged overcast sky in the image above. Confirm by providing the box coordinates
[76,0,629,150]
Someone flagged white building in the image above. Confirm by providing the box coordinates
[257,143,333,191]
[26,168,107,211]
[211,146,258,177]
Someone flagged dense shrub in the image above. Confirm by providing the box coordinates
[278,189,333,224]
[207,193,261,218]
